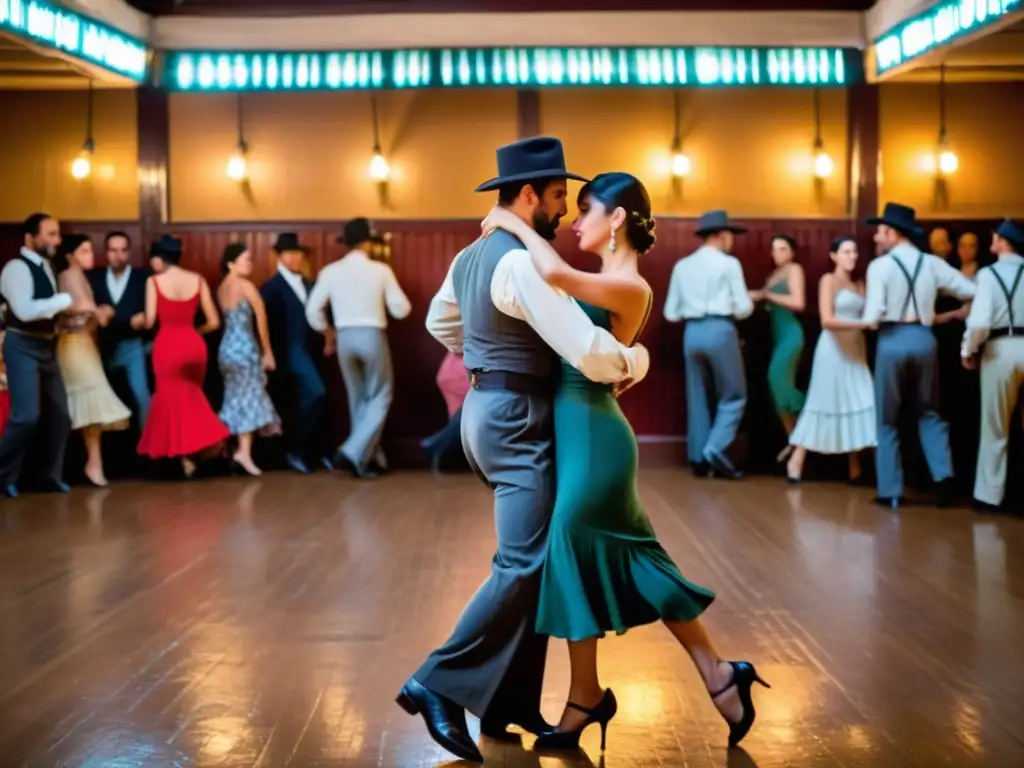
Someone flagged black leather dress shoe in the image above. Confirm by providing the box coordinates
[284,454,310,474]
[1,484,18,499]
[691,461,711,478]
[706,451,743,480]
[395,678,483,763]
[480,712,552,742]
[319,455,335,472]
[333,449,378,479]
[874,496,902,511]
[39,479,70,494]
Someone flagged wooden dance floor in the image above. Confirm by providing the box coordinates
[0,470,1021,767]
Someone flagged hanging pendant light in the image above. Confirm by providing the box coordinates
[226,93,249,181]
[811,88,833,179]
[369,94,390,182]
[935,64,958,177]
[71,80,95,180]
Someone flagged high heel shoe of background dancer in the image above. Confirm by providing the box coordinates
[533,689,617,752]
[709,661,771,747]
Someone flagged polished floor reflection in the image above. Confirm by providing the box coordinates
[0,471,1021,766]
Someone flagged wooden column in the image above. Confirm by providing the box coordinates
[136,84,170,258]
[516,89,540,138]
[846,84,880,246]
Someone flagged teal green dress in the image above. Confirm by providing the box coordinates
[766,280,806,417]
[535,301,716,642]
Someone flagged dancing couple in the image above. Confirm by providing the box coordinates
[399,136,767,762]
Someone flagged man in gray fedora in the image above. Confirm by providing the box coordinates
[663,210,753,480]
[863,202,976,510]
[396,136,648,762]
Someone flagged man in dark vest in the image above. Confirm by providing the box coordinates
[260,232,333,474]
[0,213,74,498]
[88,231,152,425]
[396,137,648,762]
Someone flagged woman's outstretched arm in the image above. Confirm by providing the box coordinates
[482,206,646,318]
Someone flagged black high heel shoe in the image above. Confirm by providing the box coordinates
[533,689,617,752]
[710,661,770,748]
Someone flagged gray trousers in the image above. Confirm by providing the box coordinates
[107,338,151,425]
[0,331,70,487]
[684,318,747,463]
[874,324,953,499]
[336,327,393,469]
[415,386,554,721]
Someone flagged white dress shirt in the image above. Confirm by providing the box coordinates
[0,247,72,322]
[961,253,1024,357]
[278,263,308,305]
[663,245,753,322]
[306,250,411,333]
[863,242,976,325]
[106,265,132,304]
[425,247,648,385]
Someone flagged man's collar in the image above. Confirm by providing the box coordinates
[109,264,131,277]
[998,252,1024,263]
[277,263,302,280]
[19,247,43,265]
[890,241,920,258]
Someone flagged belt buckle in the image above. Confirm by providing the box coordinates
[469,371,479,389]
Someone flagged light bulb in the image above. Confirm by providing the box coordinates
[938,149,958,176]
[226,152,248,181]
[71,153,91,180]
[813,150,834,179]
[671,152,692,178]
[369,151,390,181]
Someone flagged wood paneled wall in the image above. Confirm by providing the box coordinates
[158,217,858,458]
[0,215,1005,471]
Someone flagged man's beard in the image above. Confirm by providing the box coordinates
[34,240,55,258]
[532,211,560,241]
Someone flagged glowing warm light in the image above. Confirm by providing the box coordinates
[813,150,834,178]
[71,153,92,180]
[226,152,248,181]
[937,149,958,176]
[369,151,390,181]
[671,151,692,178]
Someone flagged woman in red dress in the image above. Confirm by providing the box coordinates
[137,235,229,477]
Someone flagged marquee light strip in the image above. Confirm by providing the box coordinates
[875,0,1021,75]
[165,47,861,92]
[0,0,148,81]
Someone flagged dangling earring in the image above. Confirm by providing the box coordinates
[609,226,617,253]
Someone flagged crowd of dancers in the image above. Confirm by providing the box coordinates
[0,217,411,497]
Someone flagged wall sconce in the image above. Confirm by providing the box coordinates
[811,88,833,179]
[226,93,249,181]
[934,64,958,177]
[71,80,95,180]
[368,93,390,182]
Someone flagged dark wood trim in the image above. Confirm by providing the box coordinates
[136,85,170,256]
[846,84,879,245]
[516,89,540,139]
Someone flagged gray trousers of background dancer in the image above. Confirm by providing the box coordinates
[874,323,953,499]
[336,327,394,469]
[415,385,553,721]
[684,317,747,464]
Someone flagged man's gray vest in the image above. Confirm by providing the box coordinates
[452,229,553,377]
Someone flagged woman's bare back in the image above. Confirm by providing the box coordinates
[608,279,654,346]
[156,267,202,300]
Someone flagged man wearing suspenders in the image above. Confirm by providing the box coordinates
[863,203,976,510]
[663,210,753,480]
[961,219,1024,512]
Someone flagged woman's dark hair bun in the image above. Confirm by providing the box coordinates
[583,172,657,254]
[220,241,248,275]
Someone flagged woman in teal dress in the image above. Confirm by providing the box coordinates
[483,173,768,753]
[751,235,806,454]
